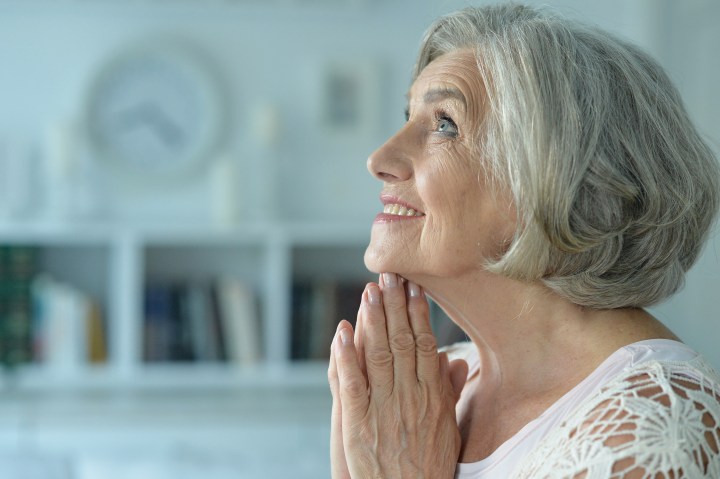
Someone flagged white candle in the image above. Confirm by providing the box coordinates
[209,153,240,226]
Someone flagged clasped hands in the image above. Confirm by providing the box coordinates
[328,273,468,479]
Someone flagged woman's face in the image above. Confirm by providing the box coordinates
[364,49,516,279]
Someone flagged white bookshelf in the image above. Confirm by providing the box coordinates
[0,220,372,393]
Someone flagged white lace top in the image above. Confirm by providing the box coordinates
[450,339,720,478]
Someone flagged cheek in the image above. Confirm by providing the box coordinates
[419,151,515,259]
[419,160,486,258]
[419,150,482,220]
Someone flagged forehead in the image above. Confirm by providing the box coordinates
[408,49,484,101]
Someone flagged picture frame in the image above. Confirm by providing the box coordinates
[319,58,382,140]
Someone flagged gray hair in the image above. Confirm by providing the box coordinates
[415,4,720,309]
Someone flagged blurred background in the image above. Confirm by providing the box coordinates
[0,0,717,477]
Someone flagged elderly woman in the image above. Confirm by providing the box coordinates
[327,3,720,478]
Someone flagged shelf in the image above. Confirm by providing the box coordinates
[0,219,370,394]
[0,222,118,244]
[0,361,329,394]
[0,220,371,246]
[282,221,371,245]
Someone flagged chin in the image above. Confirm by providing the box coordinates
[364,246,424,280]
[363,243,407,275]
[363,246,384,274]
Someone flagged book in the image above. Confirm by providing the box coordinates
[31,275,95,373]
[179,281,224,362]
[0,245,38,368]
[86,300,107,364]
[215,276,261,365]
[290,279,365,361]
[143,284,174,362]
[168,284,194,362]
[290,281,312,361]
[307,280,336,360]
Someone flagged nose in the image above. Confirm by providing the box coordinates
[366,127,413,183]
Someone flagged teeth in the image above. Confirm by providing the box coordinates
[382,203,423,216]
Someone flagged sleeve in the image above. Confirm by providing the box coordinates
[512,360,720,479]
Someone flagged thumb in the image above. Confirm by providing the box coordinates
[448,358,468,404]
[439,353,468,404]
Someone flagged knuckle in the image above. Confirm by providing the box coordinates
[390,331,415,352]
[329,382,340,399]
[328,369,339,388]
[415,332,437,354]
[365,348,393,369]
[342,376,367,399]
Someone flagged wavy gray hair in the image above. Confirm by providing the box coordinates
[415,4,720,308]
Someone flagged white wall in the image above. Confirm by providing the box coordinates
[0,0,718,397]
[0,1,718,477]
[641,0,720,370]
[1,0,717,322]
[0,0,717,405]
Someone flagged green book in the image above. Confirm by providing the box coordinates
[0,245,38,368]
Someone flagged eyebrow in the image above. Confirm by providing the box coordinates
[406,87,467,111]
[425,87,466,106]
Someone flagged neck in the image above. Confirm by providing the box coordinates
[404,269,677,462]
[410,269,675,400]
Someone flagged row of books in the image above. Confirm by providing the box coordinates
[143,276,261,364]
[289,278,467,361]
[0,245,107,371]
[2,244,463,370]
[33,274,107,370]
[291,280,366,360]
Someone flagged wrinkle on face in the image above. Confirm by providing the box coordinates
[365,49,515,280]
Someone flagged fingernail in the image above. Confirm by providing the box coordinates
[382,272,397,287]
[339,328,350,345]
[408,281,421,298]
[367,284,382,304]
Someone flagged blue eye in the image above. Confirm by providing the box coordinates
[436,115,458,136]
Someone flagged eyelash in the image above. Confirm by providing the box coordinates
[434,110,458,137]
[404,108,459,136]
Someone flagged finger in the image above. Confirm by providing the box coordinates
[448,359,469,404]
[379,273,416,387]
[354,294,367,381]
[329,344,351,479]
[361,283,394,394]
[334,320,371,425]
[405,281,440,384]
[328,334,340,397]
[439,353,468,405]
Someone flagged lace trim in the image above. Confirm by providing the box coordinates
[512,357,720,478]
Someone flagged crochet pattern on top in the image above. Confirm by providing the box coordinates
[513,357,720,478]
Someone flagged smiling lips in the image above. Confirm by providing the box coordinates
[374,197,425,223]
